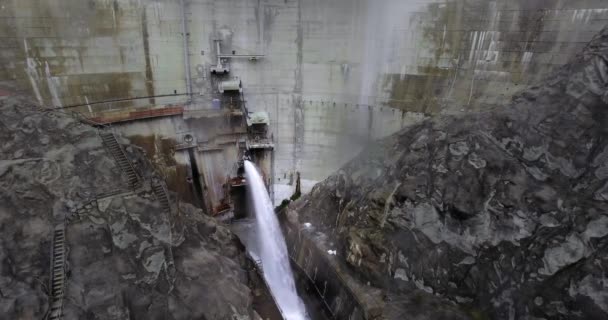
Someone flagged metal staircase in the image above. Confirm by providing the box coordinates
[100,132,141,189]
[151,181,178,291]
[48,225,66,320]
[152,182,171,214]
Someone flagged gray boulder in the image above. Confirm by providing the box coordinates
[0,90,254,319]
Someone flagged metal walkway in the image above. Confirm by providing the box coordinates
[87,106,184,125]
[48,225,66,320]
[100,132,141,189]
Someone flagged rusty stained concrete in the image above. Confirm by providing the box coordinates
[110,112,255,213]
[0,0,186,108]
[1,0,608,196]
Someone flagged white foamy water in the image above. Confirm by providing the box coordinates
[244,161,308,320]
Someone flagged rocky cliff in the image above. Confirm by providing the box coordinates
[0,87,256,319]
[290,27,608,319]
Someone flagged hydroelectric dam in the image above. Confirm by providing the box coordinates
[1,0,608,319]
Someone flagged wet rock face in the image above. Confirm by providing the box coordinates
[293,28,608,319]
[0,91,253,319]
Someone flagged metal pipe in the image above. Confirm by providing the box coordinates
[217,54,265,58]
[50,93,190,110]
[270,146,275,206]
[216,40,222,67]
[180,0,192,101]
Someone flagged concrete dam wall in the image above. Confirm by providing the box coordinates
[2,0,608,191]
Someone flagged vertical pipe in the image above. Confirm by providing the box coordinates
[216,40,222,68]
[271,146,275,205]
[180,0,192,101]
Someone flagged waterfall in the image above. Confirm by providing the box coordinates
[244,161,308,320]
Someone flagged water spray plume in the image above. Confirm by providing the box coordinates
[244,161,308,320]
